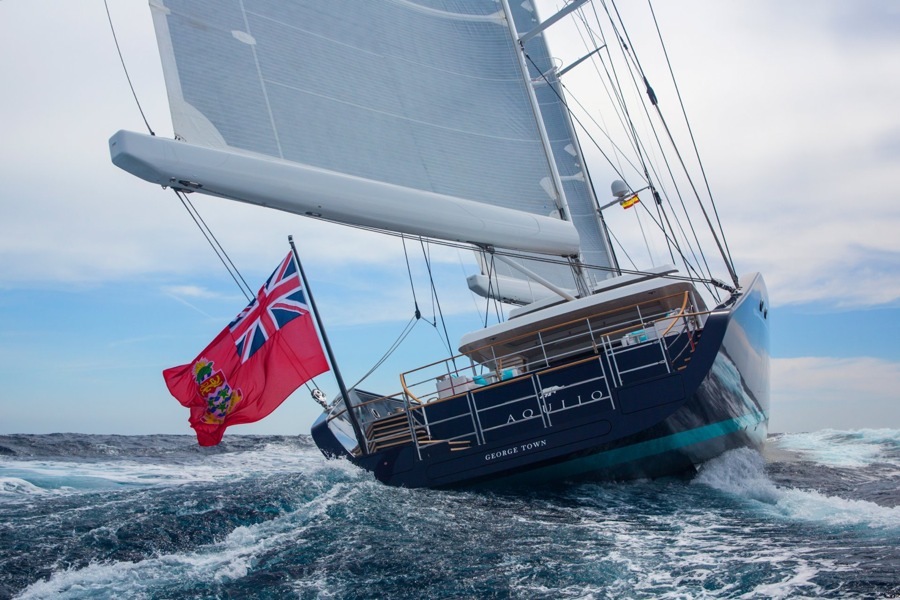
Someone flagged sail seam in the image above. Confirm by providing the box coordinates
[244,10,519,83]
[261,78,544,144]
[385,0,504,23]
[238,1,283,159]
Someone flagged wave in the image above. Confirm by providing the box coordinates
[4,432,900,599]
[773,428,900,468]
[694,446,900,530]
[0,438,333,501]
[13,465,371,599]
[0,477,50,498]
[0,433,310,460]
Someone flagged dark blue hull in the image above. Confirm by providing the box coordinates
[312,274,769,488]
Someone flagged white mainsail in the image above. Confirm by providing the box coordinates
[114,0,615,294]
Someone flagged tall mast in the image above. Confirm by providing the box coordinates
[498,0,590,297]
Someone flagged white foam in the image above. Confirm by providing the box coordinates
[0,477,48,497]
[575,507,839,600]
[15,478,365,599]
[743,565,826,600]
[694,447,782,504]
[694,447,900,531]
[776,487,900,530]
[774,429,898,468]
[0,441,337,500]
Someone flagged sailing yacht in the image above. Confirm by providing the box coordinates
[111,0,769,488]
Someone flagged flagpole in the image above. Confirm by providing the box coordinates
[288,236,368,456]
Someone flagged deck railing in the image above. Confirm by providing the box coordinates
[401,291,701,403]
[330,291,707,457]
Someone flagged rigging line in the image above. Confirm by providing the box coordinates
[400,236,422,320]
[606,226,638,270]
[631,116,718,285]
[173,190,253,302]
[523,53,627,183]
[606,0,737,288]
[605,0,718,284]
[562,8,649,178]
[591,0,654,184]
[590,0,716,285]
[537,11,693,277]
[570,11,685,219]
[633,203,653,265]
[655,188,707,286]
[419,239,455,360]
[558,76,644,181]
[103,0,154,136]
[298,214,728,290]
[647,0,736,275]
[586,0,687,282]
[492,259,505,323]
[592,0,687,238]
[559,20,707,280]
[634,201,717,297]
[653,188,678,266]
[569,13,640,175]
[649,106,738,287]
[482,252,494,328]
[349,316,418,389]
[656,170,718,287]
[458,249,484,317]
[174,190,253,302]
[482,252,505,326]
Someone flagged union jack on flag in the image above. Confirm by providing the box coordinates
[229,253,309,363]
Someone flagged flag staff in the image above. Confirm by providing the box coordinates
[288,235,367,455]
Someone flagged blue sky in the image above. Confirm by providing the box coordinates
[1,0,899,437]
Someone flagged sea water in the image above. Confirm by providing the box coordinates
[1,430,897,599]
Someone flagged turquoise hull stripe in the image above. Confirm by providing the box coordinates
[498,410,769,485]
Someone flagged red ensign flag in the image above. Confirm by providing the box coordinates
[163,252,329,445]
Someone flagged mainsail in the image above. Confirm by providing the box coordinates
[119,0,615,297]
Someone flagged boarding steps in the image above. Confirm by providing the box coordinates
[674,330,702,372]
[366,412,471,453]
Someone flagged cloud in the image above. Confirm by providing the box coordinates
[544,0,900,310]
[162,285,225,299]
[2,0,898,319]
[770,356,900,432]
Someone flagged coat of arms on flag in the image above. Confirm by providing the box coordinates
[163,251,330,445]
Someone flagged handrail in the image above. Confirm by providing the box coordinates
[402,291,693,376]
[375,305,715,420]
[405,292,704,385]
[465,290,692,356]
[400,373,422,405]
[325,291,713,452]
[401,306,713,401]
[325,391,407,423]
[662,291,690,337]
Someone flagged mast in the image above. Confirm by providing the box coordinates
[288,236,367,455]
[499,0,590,298]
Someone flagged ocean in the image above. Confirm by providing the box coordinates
[1,430,898,599]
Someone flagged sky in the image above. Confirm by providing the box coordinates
[1,0,899,438]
